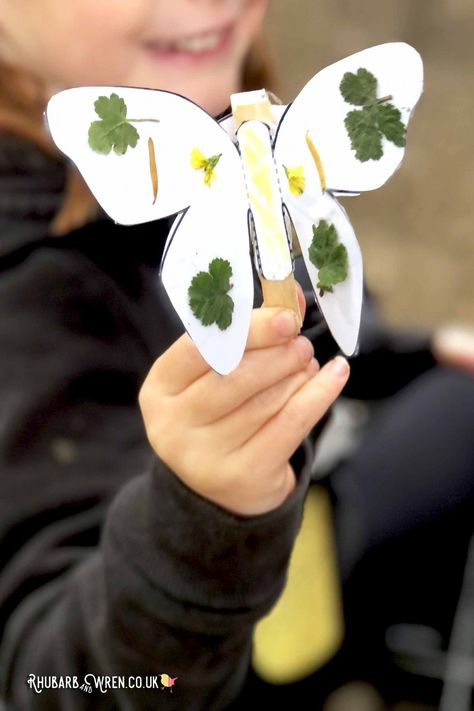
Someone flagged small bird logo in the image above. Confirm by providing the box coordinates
[159,674,177,692]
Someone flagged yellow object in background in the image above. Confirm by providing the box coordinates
[253,486,344,683]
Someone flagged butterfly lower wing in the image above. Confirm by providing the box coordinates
[286,192,363,356]
[161,160,254,375]
[273,42,423,193]
[47,86,236,224]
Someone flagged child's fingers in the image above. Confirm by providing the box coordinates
[205,359,320,452]
[149,305,304,396]
[146,332,210,395]
[245,280,306,350]
[245,307,301,350]
[238,356,350,466]
[182,336,315,423]
[147,281,306,396]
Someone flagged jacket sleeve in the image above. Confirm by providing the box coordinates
[2,458,312,710]
[0,239,312,710]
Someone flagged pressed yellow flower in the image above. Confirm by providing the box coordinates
[284,165,306,196]
[191,148,222,187]
[191,147,207,170]
[203,166,215,186]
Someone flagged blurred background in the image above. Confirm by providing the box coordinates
[264,0,473,333]
[263,3,474,709]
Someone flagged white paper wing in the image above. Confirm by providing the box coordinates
[273,43,423,193]
[46,86,238,225]
[285,192,363,355]
[161,156,254,375]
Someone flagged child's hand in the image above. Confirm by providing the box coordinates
[139,298,350,515]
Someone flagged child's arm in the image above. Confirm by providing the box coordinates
[1,307,348,710]
[0,137,348,706]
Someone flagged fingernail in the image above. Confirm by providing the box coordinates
[295,335,314,360]
[274,310,299,337]
[329,356,350,378]
[307,357,320,375]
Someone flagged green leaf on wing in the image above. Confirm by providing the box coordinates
[188,258,234,330]
[308,220,348,294]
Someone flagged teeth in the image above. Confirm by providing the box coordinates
[170,31,222,53]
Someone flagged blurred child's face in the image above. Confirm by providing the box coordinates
[0,0,267,115]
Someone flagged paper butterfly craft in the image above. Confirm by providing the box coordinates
[46,42,423,374]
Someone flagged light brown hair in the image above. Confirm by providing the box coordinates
[0,41,273,236]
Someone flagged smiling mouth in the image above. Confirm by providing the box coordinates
[145,25,233,60]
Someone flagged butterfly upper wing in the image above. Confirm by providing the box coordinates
[161,158,254,375]
[273,42,423,194]
[47,86,239,224]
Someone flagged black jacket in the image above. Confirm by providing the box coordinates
[0,133,435,709]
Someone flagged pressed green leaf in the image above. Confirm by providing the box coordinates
[111,122,140,155]
[94,93,127,122]
[188,258,234,330]
[318,244,348,291]
[345,108,383,162]
[88,119,139,155]
[88,93,141,155]
[89,94,159,155]
[308,220,338,268]
[88,121,114,155]
[340,67,407,162]
[340,68,377,106]
[208,256,232,292]
[377,102,406,147]
[308,220,348,294]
